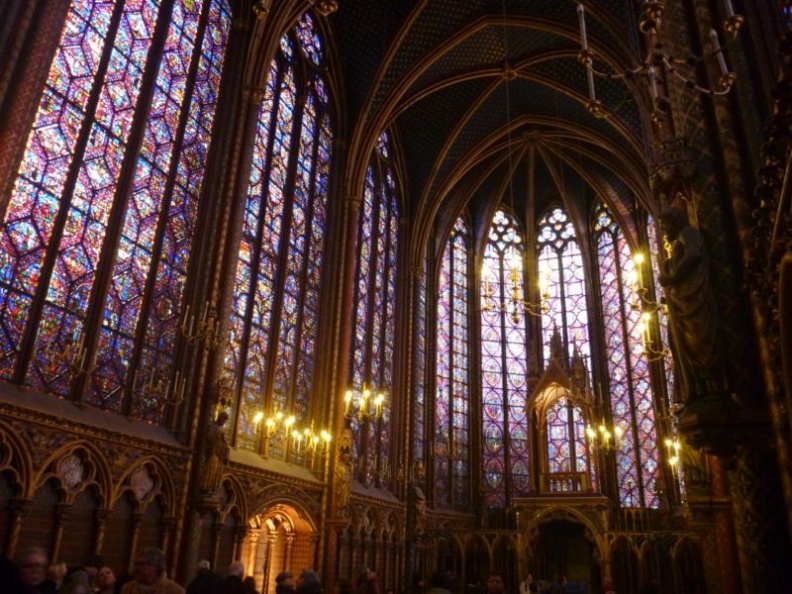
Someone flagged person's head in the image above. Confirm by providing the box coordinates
[16,547,48,588]
[133,547,167,585]
[276,571,294,589]
[228,561,245,578]
[82,555,103,578]
[486,574,504,594]
[298,569,321,588]
[61,570,91,594]
[48,562,68,584]
[217,411,230,426]
[197,559,211,573]
[96,567,116,590]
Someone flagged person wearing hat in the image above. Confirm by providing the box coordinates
[296,569,322,594]
[276,571,295,594]
[187,560,220,594]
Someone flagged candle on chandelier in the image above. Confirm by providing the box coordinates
[709,29,729,76]
[577,3,588,51]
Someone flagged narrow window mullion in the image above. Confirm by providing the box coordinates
[263,62,307,416]
[11,0,130,384]
[235,58,286,426]
[118,0,216,415]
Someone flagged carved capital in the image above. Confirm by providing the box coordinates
[678,397,773,459]
[347,194,363,211]
[9,499,32,519]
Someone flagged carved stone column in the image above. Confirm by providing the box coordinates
[233,525,248,564]
[160,516,177,559]
[211,521,223,568]
[680,405,792,592]
[248,530,261,585]
[284,533,295,571]
[5,498,30,559]
[128,512,144,572]
[51,503,69,563]
[262,532,278,590]
[94,508,111,555]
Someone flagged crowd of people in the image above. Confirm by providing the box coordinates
[0,546,579,594]
[0,546,323,594]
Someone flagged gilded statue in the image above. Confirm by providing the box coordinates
[199,411,230,494]
[334,428,355,518]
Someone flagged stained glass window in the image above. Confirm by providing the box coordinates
[546,394,592,490]
[537,207,590,366]
[0,0,231,424]
[414,257,427,463]
[348,132,399,487]
[480,209,530,507]
[228,14,332,456]
[436,217,470,507]
[594,204,660,508]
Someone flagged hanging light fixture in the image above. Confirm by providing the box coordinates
[576,1,744,120]
[626,253,672,362]
[252,406,332,456]
[343,386,386,422]
[482,252,550,322]
[481,4,550,323]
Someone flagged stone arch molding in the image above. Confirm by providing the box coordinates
[33,440,113,506]
[249,484,320,533]
[524,505,609,564]
[0,419,33,499]
[216,476,248,524]
[115,456,177,516]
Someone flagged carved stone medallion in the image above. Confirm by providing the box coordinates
[130,466,155,501]
[57,454,84,490]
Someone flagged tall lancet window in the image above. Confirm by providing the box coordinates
[228,14,333,454]
[413,257,427,463]
[348,132,399,486]
[594,204,659,508]
[480,209,530,507]
[0,0,231,423]
[436,217,471,507]
[537,207,591,365]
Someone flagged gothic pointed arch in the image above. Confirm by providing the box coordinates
[435,215,471,507]
[226,11,334,458]
[480,207,530,506]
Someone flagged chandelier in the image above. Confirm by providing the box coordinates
[344,386,386,422]
[253,408,332,456]
[664,436,684,483]
[628,253,672,362]
[585,421,625,452]
[482,252,550,323]
[576,1,744,120]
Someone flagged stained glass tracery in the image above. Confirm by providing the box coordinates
[537,207,590,367]
[0,0,231,423]
[594,204,659,508]
[348,131,399,488]
[436,217,470,507]
[228,14,333,456]
[480,209,530,507]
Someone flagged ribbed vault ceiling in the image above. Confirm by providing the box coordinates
[331,0,655,252]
